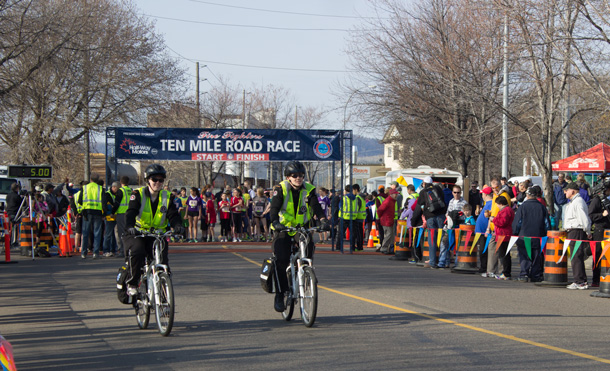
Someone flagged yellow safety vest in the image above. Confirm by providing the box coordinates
[105,191,116,221]
[81,183,103,211]
[116,186,132,214]
[355,194,366,220]
[375,195,385,219]
[135,188,170,231]
[339,195,354,220]
[74,191,83,213]
[274,180,315,236]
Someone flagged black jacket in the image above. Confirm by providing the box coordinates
[512,198,549,237]
[588,195,610,240]
[6,191,22,218]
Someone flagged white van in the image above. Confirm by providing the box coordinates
[366,176,386,193]
[0,166,29,209]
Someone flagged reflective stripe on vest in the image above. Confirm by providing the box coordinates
[355,194,366,220]
[74,191,83,213]
[375,195,385,219]
[117,186,132,214]
[135,188,170,231]
[277,180,315,236]
[339,195,354,220]
[82,183,103,211]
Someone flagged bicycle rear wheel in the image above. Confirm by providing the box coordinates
[154,272,175,336]
[300,266,318,327]
[135,278,150,329]
[281,270,294,321]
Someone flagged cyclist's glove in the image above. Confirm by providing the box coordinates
[173,225,186,237]
[320,218,331,232]
[126,227,138,236]
[272,221,286,232]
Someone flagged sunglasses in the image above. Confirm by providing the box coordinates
[453,191,461,194]
[150,177,165,183]
[289,173,304,179]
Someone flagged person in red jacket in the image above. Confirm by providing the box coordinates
[493,196,515,280]
[378,189,398,254]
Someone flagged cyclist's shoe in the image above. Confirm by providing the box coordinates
[274,292,285,312]
[127,285,138,296]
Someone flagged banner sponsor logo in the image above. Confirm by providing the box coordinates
[114,128,342,161]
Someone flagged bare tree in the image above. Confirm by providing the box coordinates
[344,0,507,180]
[0,0,185,181]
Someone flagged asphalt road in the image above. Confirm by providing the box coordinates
[2,243,610,370]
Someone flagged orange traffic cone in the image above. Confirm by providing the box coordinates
[370,222,378,237]
[367,236,375,248]
[346,227,350,241]
[58,226,68,257]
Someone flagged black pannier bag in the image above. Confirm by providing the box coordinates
[260,257,275,293]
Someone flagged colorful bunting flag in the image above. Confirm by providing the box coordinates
[496,235,505,252]
[412,178,423,190]
[590,241,598,268]
[437,228,442,248]
[558,238,570,264]
[571,240,582,261]
[524,237,532,260]
[470,233,482,255]
[448,229,455,252]
[505,236,519,256]
[396,175,409,186]
[540,236,548,253]
[483,234,492,254]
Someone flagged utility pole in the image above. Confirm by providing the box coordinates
[196,62,202,188]
[294,106,298,129]
[502,13,509,178]
[241,89,246,185]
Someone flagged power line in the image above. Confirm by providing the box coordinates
[146,14,351,31]
[192,58,352,73]
[187,0,379,20]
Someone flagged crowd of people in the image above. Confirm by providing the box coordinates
[329,172,607,291]
[4,165,608,292]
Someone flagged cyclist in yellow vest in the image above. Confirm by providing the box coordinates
[114,176,131,258]
[352,184,366,251]
[76,173,107,259]
[269,160,330,312]
[123,164,185,295]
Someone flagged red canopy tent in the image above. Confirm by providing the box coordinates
[552,143,610,172]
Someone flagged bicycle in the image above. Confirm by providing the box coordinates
[133,229,179,336]
[279,226,320,327]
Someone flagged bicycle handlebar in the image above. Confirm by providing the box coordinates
[134,230,181,239]
[282,226,322,234]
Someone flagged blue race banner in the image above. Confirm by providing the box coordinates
[114,128,342,161]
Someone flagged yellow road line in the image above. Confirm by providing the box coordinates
[230,250,610,365]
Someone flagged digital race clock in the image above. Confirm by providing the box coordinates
[8,165,53,179]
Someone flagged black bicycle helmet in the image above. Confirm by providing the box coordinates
[284,161,306,177]
[144,164,167,179]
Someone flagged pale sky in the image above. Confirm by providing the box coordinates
[134,0,375,132]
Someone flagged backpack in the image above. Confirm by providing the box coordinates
[260,257,276,293]
[116,264,133,305]
[579,187,590,204]
[425,187,446,213]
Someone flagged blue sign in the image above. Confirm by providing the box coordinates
[114,128,342,161]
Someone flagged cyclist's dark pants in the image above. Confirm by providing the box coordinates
[272,231,314,293]
[123,234,168,286]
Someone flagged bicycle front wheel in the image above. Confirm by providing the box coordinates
[281,270,294,321]
[154,272,175,336]
[300,266,318,327]
[135,279,150,329]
